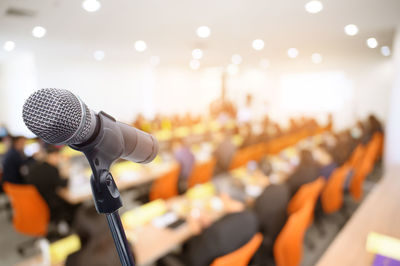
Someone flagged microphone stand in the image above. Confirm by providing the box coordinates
[71,112,135,266]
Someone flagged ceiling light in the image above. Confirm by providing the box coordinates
[380,46,391,57]
[305,1,323,14]
[134,40,147,52]
[82,0,101,12]
[150,56,160,66]
[259,59,270,69]
[366,38,378,48]
[3,41,15,52]
[311,53,322,64]
[190,59,200,70]
[93,50,105,61]
[227,64,239,75]
[231,54,242,65]
[32,26,46,38]
[344,24,359,36]
[287,48,299,58]
[192,49,203,59]
[197,26,211,38]
[252,39,264,51]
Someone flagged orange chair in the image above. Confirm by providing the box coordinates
[229,148,251,170]
[287,177,326,216]
[211,233,263,266]
[187,158,216,189]
[150,164,180,201]
[3,182,50,237]
[274,200,314,266]
[349,134,381,201]
[374,132,384,161]
[348,144,365,169]
[321,164,351,214]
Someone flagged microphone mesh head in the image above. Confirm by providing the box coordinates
[22,88,93,144]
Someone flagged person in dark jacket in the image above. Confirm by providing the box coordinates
[183,209,259,266]
[253,184,290,260]
[25,145,76,224]
[66,206,129,266]
[286,149,320,196]
[213,134,237,174]
[2,136,30,185]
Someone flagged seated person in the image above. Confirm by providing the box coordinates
[314,147,337,179]
[213,132,237,174]
[286,149,320,196]
[182,194,259,266]
[2,136,32,185]
[66,205,130,266]
[253,184,290,260]
[25,145,76,224]
[172,138,195,192]
[368,114,384,134]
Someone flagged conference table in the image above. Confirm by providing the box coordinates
[317,164,400,266]
[57,158,179,205]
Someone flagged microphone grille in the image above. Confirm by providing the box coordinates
[22,88,92,144]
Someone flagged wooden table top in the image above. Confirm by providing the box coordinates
[58,161,178,205]
[317,165,400,266]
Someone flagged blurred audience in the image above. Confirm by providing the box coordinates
[286,149,320,196]
[2,136,31,185]
[172,138,195,193]
[182,194,258,266]
[25,145,77,224]
[253,184,290,260]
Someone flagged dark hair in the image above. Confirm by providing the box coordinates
[73,206,109,245]
[300,149,314,164]
[44,144,61,154]
[10,135,25,146]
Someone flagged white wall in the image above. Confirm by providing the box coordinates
[0,52,37,136]
[0,52,394,137]
[385,26,400,166]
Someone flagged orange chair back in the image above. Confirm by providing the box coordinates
[348,144,365,169]
[350,134,381,201]
[3,182,49,236]
[274,201,314,266]
[287,177,326,215]
[352,134,381,198]
[150,164,180,201]
[374,132,384,161]
[321,164,351,214]
[229,148,252,170]
[211,233,263,266]
[188,158,216,189]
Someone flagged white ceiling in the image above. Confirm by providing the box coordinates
[0,0,400,68]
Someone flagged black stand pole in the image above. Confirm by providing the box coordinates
[106,211,135,266]
[87,170,135,266]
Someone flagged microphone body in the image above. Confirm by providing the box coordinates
[22,88,158,164]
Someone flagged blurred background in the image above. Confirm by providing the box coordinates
[0,0,399,265]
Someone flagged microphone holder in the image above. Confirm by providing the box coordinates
[71,112,135,266]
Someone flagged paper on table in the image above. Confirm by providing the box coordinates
[366,232,400,261]
[49,234,81,264]
[122,199,167,229]
[186,182,216,200]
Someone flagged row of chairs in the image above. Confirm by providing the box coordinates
[229,128,325,170]
[150,127,328,201]
[274,132,384,266]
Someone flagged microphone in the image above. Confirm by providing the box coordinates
[22,88,158,164]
